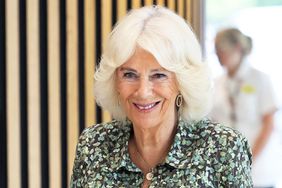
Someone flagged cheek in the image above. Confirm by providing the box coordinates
[116,82,137,102]
[116,82,128,99]
[154,82,179,100]
[231,53,241,62]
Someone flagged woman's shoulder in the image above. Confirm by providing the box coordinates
[185,118,252,166]
[206,119,248,142]
[81,120,122,135]
[77,120,131,147]
[246,66,272,83]
[186,120,252,185]
[198,119,251,159]
[183,118,250,150]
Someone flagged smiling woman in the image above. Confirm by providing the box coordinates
[70,6,253,187]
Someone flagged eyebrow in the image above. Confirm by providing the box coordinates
[119,67,137,72]
[151,68,166,72]
[119,67,166,73]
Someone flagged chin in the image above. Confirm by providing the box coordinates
[131,116,159,128]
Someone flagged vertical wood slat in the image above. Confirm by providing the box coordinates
[145,0,153,6]
[102,0,113,123]
[132,0,140,9]
[167,0,175,11]
[6,0,21,187]
[186,0,192,24]
[178,0,184,17]
[67,0,79,184]
[118,0,127,20]
[27,0,41,187]
[48,0,61,187]
[158,0,165,6]
[85,0,96,127]
[190,0,205,48]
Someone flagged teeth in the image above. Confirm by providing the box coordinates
[136,103,156,110]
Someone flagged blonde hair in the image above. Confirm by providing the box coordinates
[94,6,212,122]
[215,28,252,56]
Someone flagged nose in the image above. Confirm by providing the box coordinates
[134,77,153,99]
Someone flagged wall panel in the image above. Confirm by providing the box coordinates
[132,0,141,9]
[167,0,175,11]
[118,0,127,19]
[101,0,113,123]
[158,0,165,6]
[85,0,96,127]
[47,0,61,187]
[66,0,79,184]
[27,0,41,187]
[178,0,185,17]
[6,0,21,187]
[145,0,154,6]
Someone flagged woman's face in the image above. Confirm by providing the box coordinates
[116,48,179,128]
[216,45,242,74]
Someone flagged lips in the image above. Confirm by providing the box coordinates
[133,101,160,111]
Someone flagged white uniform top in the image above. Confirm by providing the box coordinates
[209,61,282,187]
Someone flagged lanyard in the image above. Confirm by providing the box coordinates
[226,78,242,127]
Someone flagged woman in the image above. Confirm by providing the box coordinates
[71,6,252,187]
[210,28,279,187]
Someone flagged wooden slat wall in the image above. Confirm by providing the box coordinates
[0,0,203,187]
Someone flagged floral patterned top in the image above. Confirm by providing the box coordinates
[70,119,253,188]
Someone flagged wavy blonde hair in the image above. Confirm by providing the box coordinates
[94,6,212,122]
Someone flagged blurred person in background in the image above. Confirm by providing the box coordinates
[209,27,281,188]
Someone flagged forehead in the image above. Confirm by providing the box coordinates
[120,48,164,70]
[215,44,235,54]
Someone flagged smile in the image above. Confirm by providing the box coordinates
[133,101,160,111]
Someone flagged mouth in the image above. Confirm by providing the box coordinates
[133,101,161,111]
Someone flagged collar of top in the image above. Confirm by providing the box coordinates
[109,118,210,172]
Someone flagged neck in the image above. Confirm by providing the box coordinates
[132,115,177,149]
[228,58,244,78]
[130,116,178,168]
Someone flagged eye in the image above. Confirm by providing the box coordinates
[150,73,168,80]
[122,72,138,80]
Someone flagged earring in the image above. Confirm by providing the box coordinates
[176,94,183,107]
[117,93,121,106]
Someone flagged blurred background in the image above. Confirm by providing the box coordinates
[206,0,282,187]
[0,0,281,188]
